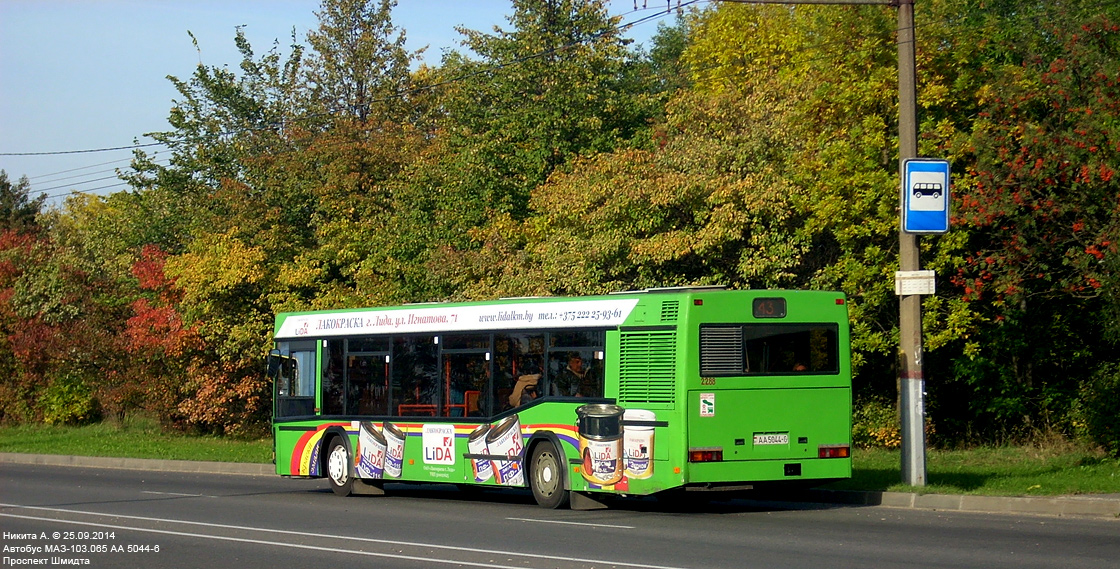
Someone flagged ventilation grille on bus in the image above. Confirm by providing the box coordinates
[700,326,744,376]
[660,300,679,323]
[618,330,677,407]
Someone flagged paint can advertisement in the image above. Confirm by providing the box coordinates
[575,404,624,486]
[468,423,494,483]
[623,408,656,479]
[422,423,456,465]
[382,422,406,478]
[356,422,386,479]
[579,435,623,486]
[486,415,524,486]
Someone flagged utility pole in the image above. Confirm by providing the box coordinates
[894,0,926,487]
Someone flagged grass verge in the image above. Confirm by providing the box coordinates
[826,444,1120,496]
[2,423,1117,497]
[0,421,271,464]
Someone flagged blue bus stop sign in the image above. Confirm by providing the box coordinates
[902,158,951,233]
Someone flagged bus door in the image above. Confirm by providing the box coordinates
[441,334,491,417]
[271,340,317,418]
[345,338,392,416]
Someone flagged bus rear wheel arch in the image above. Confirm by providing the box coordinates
[528,440,570,509]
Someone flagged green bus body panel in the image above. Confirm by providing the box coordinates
[686,388,852,461]
[271,288,852,496]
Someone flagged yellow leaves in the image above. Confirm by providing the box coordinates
[166,230,266,299]
[683,3,810,94]
[975,83,995,106]
[275,256,326,291]
[163,231,270,358]
[920,79,952,109]
[630,231,696,264]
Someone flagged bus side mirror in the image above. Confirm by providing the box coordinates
[267,350,282,378]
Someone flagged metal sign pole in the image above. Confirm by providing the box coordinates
[896,0,926,487]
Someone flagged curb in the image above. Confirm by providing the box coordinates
[3,453,1117,519]
[796,488,1120,519]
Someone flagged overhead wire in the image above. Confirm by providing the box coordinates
[0,141,165,157]
[25,155,143,181]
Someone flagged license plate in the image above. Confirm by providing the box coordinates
[753,433,789,445]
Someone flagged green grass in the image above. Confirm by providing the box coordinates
[2,422,1117,497]
[0,420,271,464]
[827,444,1120,497]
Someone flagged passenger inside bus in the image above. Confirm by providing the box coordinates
[550,352,602,397]
[509,374,541,408]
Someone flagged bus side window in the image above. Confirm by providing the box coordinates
[549,350,602,398]
[496,334,543,411]
[585,351,604,398]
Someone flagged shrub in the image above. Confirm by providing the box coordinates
[1073,364,1120,457]
[40,370,99,425]
[852,396,901,449]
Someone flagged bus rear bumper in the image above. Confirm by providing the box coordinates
[685,457,851,485]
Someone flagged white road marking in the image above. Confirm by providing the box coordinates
[506,517,635,529]
[0,504,687,569]
[141,491,215,498]
[0,512,521,569]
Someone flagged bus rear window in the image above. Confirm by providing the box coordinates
[700,324,839,376]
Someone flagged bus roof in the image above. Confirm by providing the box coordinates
[272,288,845,339]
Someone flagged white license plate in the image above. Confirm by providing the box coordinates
[753,433,789,445]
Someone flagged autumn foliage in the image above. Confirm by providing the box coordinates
[2,0,1119,449]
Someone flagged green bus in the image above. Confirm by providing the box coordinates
[268,286,851,509]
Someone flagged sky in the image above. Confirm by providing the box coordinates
[0,0,679,206]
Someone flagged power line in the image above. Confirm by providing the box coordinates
[26,155,140,181]
[34,174,127,194]
[43,181,134,202]
[28,157,172,187]
[0,141,166,157]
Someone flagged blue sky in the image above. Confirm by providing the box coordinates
[0,1,676,206]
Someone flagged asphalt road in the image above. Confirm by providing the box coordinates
[1,463,1117,569]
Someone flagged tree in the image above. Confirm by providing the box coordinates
[0,223,129,425]
[164,231,271,434]
[303,0,419,124]
[436,0,651,220]
[0,171,46,233]
[931,1,1120,436]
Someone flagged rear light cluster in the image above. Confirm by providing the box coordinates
[818,445,850,458]
[689,445,848,461]
[688,447,723,462]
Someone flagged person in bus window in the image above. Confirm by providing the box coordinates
[509,374,540,408]
[552,353,589,397]
[580,357,603,397]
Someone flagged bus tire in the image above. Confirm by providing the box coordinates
[529,441,570,509]
[326,438,354,497]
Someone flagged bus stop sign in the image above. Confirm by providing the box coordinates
[902,158,950,233]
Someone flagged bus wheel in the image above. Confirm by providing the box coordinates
[326,438,353,497]
[529,441,570,509]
